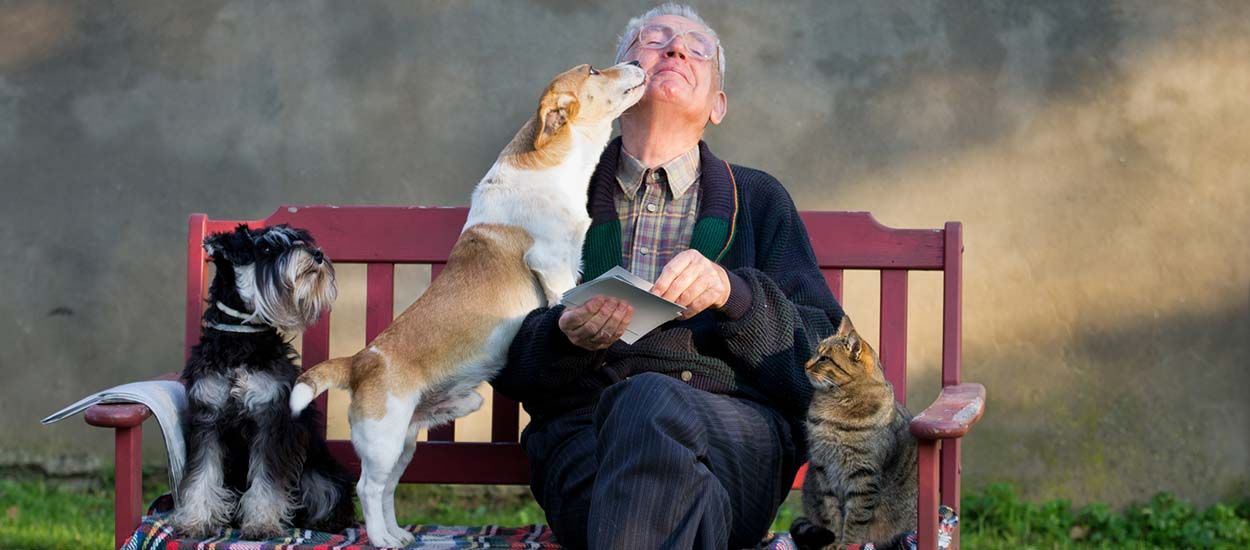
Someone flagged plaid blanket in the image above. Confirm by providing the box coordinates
[122,516,560,550]
[124,497,956,550]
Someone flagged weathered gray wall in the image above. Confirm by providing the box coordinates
[2,1,1246,506]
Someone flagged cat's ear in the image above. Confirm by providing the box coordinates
[848,333,863,362]
[836,315,856,336]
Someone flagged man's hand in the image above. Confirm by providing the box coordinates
[559,296,635,351]
[651,249,731,320]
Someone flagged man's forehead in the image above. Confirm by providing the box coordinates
[645,14,712,35]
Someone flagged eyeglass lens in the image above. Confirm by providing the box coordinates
[637,24,717,60]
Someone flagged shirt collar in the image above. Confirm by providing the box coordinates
[615,145,702,200]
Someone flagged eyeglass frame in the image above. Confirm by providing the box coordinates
[623,22,722,63]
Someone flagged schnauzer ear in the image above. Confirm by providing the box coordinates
[202,236,223,259]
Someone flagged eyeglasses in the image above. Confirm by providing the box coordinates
[628,23,719,62]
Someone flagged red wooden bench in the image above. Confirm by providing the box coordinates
[85,205,985,549]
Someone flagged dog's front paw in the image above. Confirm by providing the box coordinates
[169,512,222,539]
[239,520,285,541]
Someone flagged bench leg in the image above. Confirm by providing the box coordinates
[917,440,940,550]
[113,425,144,549]
[941,438,962,549]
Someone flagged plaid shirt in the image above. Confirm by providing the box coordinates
[614,146,702,282]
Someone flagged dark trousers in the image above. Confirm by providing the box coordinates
[521,373,799,550]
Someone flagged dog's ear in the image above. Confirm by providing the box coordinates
[203,234,223,259]
[534,92,578,150]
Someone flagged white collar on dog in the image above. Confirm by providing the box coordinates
[204,321,270,333]
[216,301,262,324]
[205,301,270,333]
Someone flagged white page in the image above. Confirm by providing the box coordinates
[562,267,684,344]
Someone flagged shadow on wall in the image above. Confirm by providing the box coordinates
[779,7,1250,506]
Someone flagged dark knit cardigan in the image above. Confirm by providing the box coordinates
[492,138,844,433]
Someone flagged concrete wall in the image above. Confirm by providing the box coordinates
[2,1,1246,506]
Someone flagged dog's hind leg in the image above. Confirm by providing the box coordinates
[380,421,420,545]
[352,392,418,548]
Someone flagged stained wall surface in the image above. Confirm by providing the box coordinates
[2,1,1246,505]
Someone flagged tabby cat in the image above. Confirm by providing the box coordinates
[790,316,917,550]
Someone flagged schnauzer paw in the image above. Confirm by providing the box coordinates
[239,521,285,541]
[169,514,221,539]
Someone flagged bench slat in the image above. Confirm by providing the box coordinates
[327,441,530,485]
[303,311,332,436]
[366,263,395,342]
[801,211,944,270]
[821,268,844,302]
[880,269,909,404]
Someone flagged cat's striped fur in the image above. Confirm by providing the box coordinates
[790,316,917,550]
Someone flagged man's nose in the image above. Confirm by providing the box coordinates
[663,36,690,60]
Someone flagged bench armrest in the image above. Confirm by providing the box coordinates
[909,383,986,440]
[85,403,153,429]
[82,373,182,429]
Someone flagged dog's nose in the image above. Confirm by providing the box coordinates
[627,60,641,67]
[311,249,324,264]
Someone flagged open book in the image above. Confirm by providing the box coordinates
[561,266,685,344]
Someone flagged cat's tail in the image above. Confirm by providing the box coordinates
[290,356,353,416]
[789,517,836,549]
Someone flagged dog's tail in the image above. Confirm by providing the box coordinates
[290,356,353,417]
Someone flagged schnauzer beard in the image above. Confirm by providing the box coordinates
[245,249,337,333]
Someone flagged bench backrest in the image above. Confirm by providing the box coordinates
[186,206,963,492]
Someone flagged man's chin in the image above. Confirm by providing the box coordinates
[645,80,696,104]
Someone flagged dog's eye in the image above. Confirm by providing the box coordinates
[588,67,601,76]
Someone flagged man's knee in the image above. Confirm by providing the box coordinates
[594,372,704,451]
[599,372,688,409]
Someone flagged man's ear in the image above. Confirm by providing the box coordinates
[708,90,727,126]
[535,92,578,149]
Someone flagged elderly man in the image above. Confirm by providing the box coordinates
[493,4,843,549]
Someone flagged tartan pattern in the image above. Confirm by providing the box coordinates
[614,146,701,282]
[121,514,561,550]
[121,496,955,550]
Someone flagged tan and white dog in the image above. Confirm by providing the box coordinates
[288,61,646,547]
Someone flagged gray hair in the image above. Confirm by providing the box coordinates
[613,3,726,89]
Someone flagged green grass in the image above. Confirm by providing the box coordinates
[3,474,1247,549]
[0,477,116,549]
[958,483,1250,549]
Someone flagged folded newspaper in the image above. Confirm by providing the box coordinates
[561,266,685,344]
[41,380,187,504]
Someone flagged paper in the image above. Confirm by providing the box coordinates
[561,266,685,344]
[42,380,188,505]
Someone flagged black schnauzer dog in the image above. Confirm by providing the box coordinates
[171,224,355,539]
